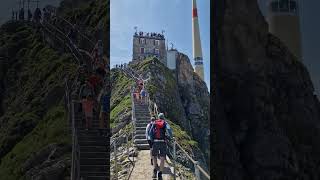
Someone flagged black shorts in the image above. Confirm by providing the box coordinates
[152,141,167,157]
[147,140,153,148]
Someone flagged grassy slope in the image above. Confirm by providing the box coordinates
[0,105,69,179]
[111,58,199,152]
[110,69,133,128]
[0,22,76,179]
[135,58,199,151]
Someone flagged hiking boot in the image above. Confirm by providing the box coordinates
[158,171,162,180]
[151,158,153,165]
[152,169,157,178]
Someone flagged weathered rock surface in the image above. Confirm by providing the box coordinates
[213,0,320,179]
[176,53,210,160]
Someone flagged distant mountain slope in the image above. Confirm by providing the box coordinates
[110,56,210,174]
[213,0,320,179]
[0,0,109,179]
[0,22,76,179]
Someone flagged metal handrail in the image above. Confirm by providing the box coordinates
[110,86,137,179]
[65,78,81,180]
[55,15,95,48]
[117,67,210,179]
[149,99,210,180]
[40,20,82,65]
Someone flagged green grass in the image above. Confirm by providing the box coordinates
[0,22,76,179]
[110,95,132,128]
[0,105,70,179]
[167,119,198,151]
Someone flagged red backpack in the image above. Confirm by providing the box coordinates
[150,119,166,140]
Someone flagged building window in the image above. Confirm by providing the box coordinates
[279,0,289,12]
[140,38,145,44]
[155,48,159,54]
[271,1,278,12]
[290,1,297,13]
[140,47,145,54]
[155,40,160,46]
[270,0,298,13]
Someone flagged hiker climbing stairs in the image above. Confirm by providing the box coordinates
[73,102,109,180]
[133,99,150,150]
[129,150,176,180]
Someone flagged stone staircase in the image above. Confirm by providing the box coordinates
[74,103,109,180]
[133,100,151,150]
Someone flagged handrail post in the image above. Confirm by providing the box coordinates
[126,135,129,158]
[132,128,135,162]
[194,161,200,180]
[173,138,176,180]
[70,101,76,180]
[114,142,118,180]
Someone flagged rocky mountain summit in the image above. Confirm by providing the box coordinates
[213,0,320,179]
[111,54,210,174]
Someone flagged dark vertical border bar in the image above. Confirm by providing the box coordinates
[211,0,226,179]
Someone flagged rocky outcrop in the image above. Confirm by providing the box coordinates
[131,57,210,167]
[213,0,320,179]
[176,53,210,160]
[23,143,71,180]
[110,56,210,173]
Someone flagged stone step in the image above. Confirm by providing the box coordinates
[79,135,108,141]
[135,127,146,131]
[86,176,108,180]
[135,114,149,117]
[135,134,146,139]
[77,129,109,136]
[74,120,101,125]
[80,146,108,153]
[135,109,150,114]
[80,158,108,165]
[79,140,108,146]
[135,122,149,126]
[134,139,148,144]
[80,165,108,172]
[135,117,150,120]
[135,129,146,135]
[136,144,150,150]
[81,152,108,159]
[134,109,150,114]
[78,129,109,133]
[81,172,108,178]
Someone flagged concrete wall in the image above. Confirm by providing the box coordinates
[167,50,177,70]
[267,15,302,60]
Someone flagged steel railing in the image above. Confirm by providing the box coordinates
[117,64,210,179]
[110,86,137,180]
[149,98,210,180]
[65,78,81,180]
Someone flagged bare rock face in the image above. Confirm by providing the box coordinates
[213,0,320,179]
[176,53,210,162]
[23,143,71,180]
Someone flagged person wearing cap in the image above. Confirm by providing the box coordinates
[148,113,173,179]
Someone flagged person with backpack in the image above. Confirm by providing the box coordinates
[140,88,146,104]
[148,113,173,180]
[146,116,156,165]
[81,94,95,130]
[28,9,32,21]
[98,89,109,136]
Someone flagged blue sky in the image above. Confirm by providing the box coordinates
[110,0,211,89]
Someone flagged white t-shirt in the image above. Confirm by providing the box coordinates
[145,122,152,140]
